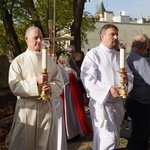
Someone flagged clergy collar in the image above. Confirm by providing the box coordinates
[26,49,42,55]
[100,43,114,53]
[27,49,41,52]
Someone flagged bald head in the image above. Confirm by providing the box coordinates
[25,26,43,51]
[25,26,42,38]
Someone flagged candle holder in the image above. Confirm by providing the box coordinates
[119,68,127,99]
[118,40,127,99]
[38,39,51,100]
[39,69,51,100]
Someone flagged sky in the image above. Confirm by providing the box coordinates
[84,0,150,18]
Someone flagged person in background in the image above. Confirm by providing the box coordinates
[74,50,89,110]
[74,50,85,69]
[144,39,150,62]
[58,54,92,140]
[66,45,86,106]
[80,24,133,150]
[48,43,68,150]
[6,26,64,150]
[66,45,80,79]
[58,54,83,139]
[126,34,150,150]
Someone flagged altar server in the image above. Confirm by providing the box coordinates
[81,24,133,150]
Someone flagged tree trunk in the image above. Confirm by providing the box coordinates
[71,0,85,51]
[3,10,22,58]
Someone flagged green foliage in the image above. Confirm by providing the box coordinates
[81,11,96,48]
[0,24,10,55]
[0,0,96,55]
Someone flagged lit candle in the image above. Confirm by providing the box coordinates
[42,48,47,69]
[120,48,125,68]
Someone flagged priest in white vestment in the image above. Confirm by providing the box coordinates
[81,24,133,150]
[6,26,65,150]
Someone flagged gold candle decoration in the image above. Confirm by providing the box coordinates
[119,68,127,99]
[118,41,127,99]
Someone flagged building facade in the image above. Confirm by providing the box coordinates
[83,22,150,54]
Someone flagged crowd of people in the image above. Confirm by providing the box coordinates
[5,24,150,150]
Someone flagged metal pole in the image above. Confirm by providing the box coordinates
[46,0,50,37]
[52,0,56,54]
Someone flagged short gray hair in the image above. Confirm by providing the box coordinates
[99,24,118,40]
[132,34,149,49]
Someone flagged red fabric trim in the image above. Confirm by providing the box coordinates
[69,73,93,134]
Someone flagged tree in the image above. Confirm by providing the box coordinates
[0,0,45,58]
[0,0,22,58]
[71,0,85,51]
[0,0,95,58]
[17,0,45,37]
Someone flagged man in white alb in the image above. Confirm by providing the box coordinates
[6,26,66,150]
[81,24,133,150]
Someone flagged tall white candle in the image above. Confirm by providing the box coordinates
[42,48,47,69]
[120,48,125,68]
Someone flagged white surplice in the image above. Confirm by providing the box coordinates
[81,44,133,150]
[6,49,64,150]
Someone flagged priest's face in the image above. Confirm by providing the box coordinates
[101,28,118,49]
[25,28,43,51]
